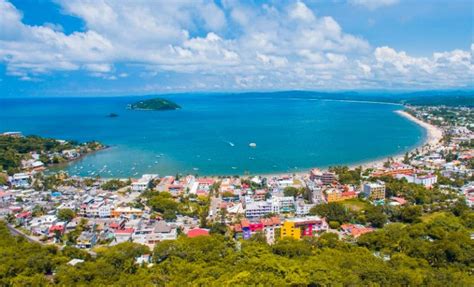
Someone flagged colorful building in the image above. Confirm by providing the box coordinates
[280,216,328,240]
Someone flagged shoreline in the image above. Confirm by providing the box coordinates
[256,108,444,178]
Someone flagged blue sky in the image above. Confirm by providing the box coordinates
[0,0,472,97]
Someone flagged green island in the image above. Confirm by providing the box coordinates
[129,98,181,111]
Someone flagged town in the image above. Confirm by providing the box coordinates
[0,105,473,285]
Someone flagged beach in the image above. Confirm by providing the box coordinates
[261,108,444,178]
[347,109,443,170]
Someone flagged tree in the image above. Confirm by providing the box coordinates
[399,206,422,223]
[310,202,353,224]
[209,222,227,235]
[365,206,388,228]
[283,186,300,197]
[57,208,75,222]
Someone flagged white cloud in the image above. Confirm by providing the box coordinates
[0,0,471,90]
[349,0,399,10]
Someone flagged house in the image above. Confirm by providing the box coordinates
[76,231,97,249]
[395,173,437,188]
[340,224,374,238]
[111,206,143,218]
[389,197,407,206]
[9,173,31,188]
[131,174,158,192]
[187,228,210,238]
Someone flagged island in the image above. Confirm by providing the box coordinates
[129,98,181,111]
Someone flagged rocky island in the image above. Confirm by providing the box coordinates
[129,98,181,111]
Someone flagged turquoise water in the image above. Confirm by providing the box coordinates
[0,93,425,177]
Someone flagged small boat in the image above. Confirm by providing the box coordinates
[249,142,257,148]
[193,167,199,171]
[228,141,235,147]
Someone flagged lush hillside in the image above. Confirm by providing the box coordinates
[0,206,472,286]
[129,98,181,111]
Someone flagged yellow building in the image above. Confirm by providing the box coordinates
[280,216,328,240]
[280,221,301,239]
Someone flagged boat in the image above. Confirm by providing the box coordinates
[249,142,257,148]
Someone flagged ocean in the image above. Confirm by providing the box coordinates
[0,92,425,177]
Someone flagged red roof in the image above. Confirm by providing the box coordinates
[16,211,31,218]
[197,178,214,185]
[342,191,356,197]
[49,225,64,232]
[114,228,134,234]
[187,228,209,238]
[391,197,407,205]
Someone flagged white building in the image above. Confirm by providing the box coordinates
[295,199,315,216]
[271,196,295,213]
[9,173,31,188]
[245,201,272,218]
[131,174,158,192]
[395,174,437,188]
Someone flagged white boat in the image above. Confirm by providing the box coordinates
[249,142,257,148]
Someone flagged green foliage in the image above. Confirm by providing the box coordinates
[0,210,473,286]
[329,166,362,184]
[283,186,306,197]
[101,179,128,191]
[130,98,181,110]
[57,208,75,222]
[310,202,353,224]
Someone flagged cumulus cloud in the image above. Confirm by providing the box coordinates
[0,0,471,90]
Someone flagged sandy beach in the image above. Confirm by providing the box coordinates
[345,109,443,170]
[259,108,444,178]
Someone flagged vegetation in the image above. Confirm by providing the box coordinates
[0,135,103,175]
[329,166,362,185]
[1,205,472,286]
[129,98,181,111]
[101,179,130,191]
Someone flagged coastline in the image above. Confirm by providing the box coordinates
[258,108,444,178]
[341,109,442,170]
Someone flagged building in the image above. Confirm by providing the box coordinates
[395,173,437,188]
[187,228,210,238]
[9,173,31,188]
[76,231,97,249]
[340,224,374,238]
[131,174,158,192]
[363,182,386,201]
[271,196,295,213]
[321,172,337,185]
[325,187,357,203]
[295,199,315,216]
[245,201,272,218]
[280,216,328,240]
[233,217,280,244]
[111,206,143,218]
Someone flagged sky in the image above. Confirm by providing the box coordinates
[0,0,472,97]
